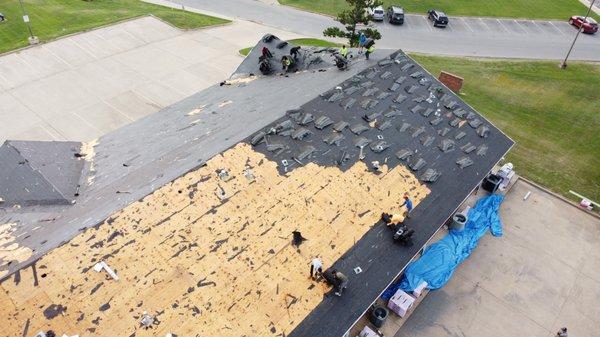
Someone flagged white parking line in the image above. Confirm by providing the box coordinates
[529,20,545,33]
[461,17,475,32]
[549,21,567,35]
[478,18,492,31]
[513,20,529,33]
[422,16,434,31]
[496,19,511,34]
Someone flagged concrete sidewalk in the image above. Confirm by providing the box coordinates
[0,17,301,143]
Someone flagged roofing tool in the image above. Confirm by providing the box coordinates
[93,261,119,281]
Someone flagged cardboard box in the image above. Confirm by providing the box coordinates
[358,325,380,337]
[387,289,415,317]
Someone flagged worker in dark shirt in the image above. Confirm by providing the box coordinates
[331,269,348,296]
[261,46,273,58]
[290,46,301,60]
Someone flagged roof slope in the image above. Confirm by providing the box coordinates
[0,141,83,206]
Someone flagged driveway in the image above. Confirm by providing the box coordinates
[0,17,301,143]
[173,0,600,61]
[396,179,600,337]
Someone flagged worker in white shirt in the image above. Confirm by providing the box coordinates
[310,257,323,279]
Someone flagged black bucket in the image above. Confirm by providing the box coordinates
[370,305,389,328]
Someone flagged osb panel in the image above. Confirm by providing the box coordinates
[0,143,429,337]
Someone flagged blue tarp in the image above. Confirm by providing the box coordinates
[382,194,504,299]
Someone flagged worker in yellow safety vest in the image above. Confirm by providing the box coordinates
[365,45,375,60]
[339,45,348,58]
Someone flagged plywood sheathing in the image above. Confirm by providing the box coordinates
[0,143,428,336]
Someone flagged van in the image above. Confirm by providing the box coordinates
[371,6,385,21]
[387,6,404,25]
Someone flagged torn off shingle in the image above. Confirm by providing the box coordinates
[439,139,455,153]
[456,156,474,169]
[354,137,371,148]
[370,140,390,153]
[323,133,345,146]
[350,123,370,135]
[395,148,413,160]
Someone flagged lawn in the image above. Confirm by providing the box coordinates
[410,55,600,203]
[280,0,599,20]
[240,37,341,56]
[0,0,229,54]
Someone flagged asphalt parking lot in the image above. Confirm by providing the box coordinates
[178,0,600,60]
[380,14,595,39]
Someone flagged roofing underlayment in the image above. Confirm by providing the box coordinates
[0,141,84,206]
[0,38,513,337]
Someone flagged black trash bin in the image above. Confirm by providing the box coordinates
[370,305,389,328]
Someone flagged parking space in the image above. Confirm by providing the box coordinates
[378,13,598,40]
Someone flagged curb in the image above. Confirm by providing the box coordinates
[517,176,600,220]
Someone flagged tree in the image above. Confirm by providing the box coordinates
[323,0,383,47]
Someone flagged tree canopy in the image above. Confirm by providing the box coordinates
[323,0,383,47]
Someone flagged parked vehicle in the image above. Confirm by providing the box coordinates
[370,6,385,21]
[427,9,449,28]
[569,15,598,34]
[387,6,405,25]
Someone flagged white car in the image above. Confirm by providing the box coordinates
[369,6,385,21]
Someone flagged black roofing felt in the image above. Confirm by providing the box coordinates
[247,50,513,337]
[0,141,83,206]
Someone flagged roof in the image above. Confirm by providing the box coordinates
[0,39,513,337]
[0,141,83,206]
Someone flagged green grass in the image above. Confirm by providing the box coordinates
[279,0,600,20]
[0,0,229,54]
[239,38,341,56]
[410,55,600,202]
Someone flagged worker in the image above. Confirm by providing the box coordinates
[262,46,273,58]
[309,257,323,279]
[290,46,301,60]
[339,45,348,58]
[400,193,413,218]
[365,44,375,60]
[281,55,294,72]
[358,32,366,54]
[556,327,568,337]
[331,269,348,296]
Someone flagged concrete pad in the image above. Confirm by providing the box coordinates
[44,110,103,141]
[400,273,550,337]
[105,90,162,121]
[114,44,190,80]
[76,101,133,134]
[42,38,97,68]
[0,17,304,143]
[0,93,42,143]
[398,179,600,337]
[133,82,187,108]
[8,122,62,141]
[158,69,213,97]
[0,53,41,89]
[9,70,98,118]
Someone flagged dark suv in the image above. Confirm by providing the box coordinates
[387,6,404,25]
[427,9,448,28]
